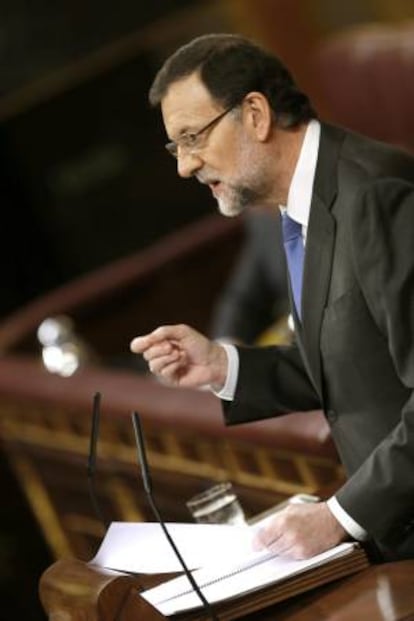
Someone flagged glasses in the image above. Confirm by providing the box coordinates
[165,104,235,159]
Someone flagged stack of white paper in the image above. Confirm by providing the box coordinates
[140,542,358,616]
[91,521,363,618]
[91,521,254,574]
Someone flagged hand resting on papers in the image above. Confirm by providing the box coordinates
[253,501,348,559]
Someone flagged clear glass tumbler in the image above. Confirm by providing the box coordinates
[186,482,246,526]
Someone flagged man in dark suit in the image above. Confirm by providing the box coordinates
[131,34,414,562]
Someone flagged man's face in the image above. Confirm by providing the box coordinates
[161,72,272,217]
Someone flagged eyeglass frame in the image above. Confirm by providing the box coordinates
[165,104,237,159]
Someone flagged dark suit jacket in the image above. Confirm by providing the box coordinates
[210,210,289,343]
[223,123,414,561]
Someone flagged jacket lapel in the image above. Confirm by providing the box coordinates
[297,124,345,397]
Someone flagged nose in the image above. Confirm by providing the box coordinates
[177,150,203,178]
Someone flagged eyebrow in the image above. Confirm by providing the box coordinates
[175,110,221,138]
[166,124,194,143]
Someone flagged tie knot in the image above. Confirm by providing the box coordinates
[282,213,302,242]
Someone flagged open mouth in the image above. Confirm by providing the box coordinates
[208,180,221,195]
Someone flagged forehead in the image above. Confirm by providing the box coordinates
[161,72,220,136]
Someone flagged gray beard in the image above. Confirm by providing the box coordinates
[217,184,264,217]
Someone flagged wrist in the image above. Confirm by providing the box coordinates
[326,496,368,542]
[209,342,229,391]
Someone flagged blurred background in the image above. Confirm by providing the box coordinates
[0,1,414,619]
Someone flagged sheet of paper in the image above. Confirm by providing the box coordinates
[141,542,357,615]
[90,521,256,573]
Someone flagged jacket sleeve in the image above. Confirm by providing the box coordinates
[222,342,321,425]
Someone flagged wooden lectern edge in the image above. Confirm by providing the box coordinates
[39,558,171,621]
[39,556,414,621]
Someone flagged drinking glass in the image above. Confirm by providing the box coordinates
[186,482,246,526]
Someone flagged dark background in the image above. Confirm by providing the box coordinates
[0,0,222,317]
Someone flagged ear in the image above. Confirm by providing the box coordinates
[242,92,273,141]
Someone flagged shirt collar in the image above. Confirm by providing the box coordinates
[284,119,320,228]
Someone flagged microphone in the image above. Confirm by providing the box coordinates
[87,391,109,530]
[131,411,219,621]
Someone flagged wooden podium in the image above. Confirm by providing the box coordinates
[39,558,169,621]
[39,556,414,621]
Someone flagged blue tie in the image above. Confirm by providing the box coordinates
[282,213,305,319]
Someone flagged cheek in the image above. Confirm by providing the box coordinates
[221,146,250,181]
[208,126,245,170]
[235,135,261,168]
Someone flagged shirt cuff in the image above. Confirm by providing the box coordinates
[211,343,239,401]
[327,496,369,541]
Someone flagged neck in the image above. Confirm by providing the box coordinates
[270,123,308,205]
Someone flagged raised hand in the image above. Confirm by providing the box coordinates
[130,324,228,389]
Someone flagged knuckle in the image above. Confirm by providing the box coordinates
[154,325,168,337]
[277,513,290,529]
[284,505,297,518]
[292,543,308,559]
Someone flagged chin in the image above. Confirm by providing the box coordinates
[217,198,246,218]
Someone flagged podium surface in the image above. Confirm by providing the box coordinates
[40,557,414,621]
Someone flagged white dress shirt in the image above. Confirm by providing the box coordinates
[214,119,368,542]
